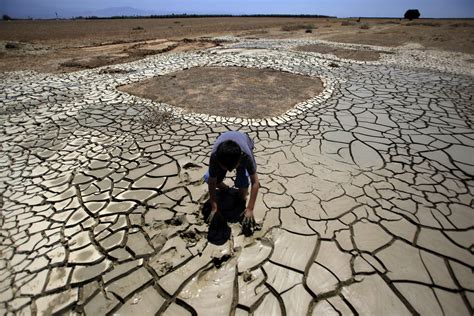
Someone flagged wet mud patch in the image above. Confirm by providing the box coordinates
[119,66,323,119]
[296,44,381,61]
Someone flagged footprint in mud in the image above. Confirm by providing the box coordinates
[180,228,202,247]
[178,159,206,184]
[151,247,177,276]
[151,215,189,239]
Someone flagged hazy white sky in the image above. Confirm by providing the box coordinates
[2,0,474,19]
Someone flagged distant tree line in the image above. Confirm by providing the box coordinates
[71,14,334,20]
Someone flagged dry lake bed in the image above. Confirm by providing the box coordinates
[0,18,473,315]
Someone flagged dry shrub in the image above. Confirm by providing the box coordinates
[132,26,144,31]
[405,21,441,27]
[281,24,316,32]
[341,21,356,26]
[450,22,472,28]
[140,107,174,127]
[60,60,83,68]
[360,24,370,30]
[242,29,269,36]
[5,42,19,49]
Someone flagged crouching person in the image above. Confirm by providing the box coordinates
[204,131,259,235]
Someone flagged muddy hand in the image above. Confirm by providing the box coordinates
[206,209,217,224]
[242,215,256,228]
[241,210,256,237]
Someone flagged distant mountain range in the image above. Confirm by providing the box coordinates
[80,7,160,18]
[1,5,168,19]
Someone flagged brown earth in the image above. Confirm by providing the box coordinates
[296,44,382,61]
[0,18,473,73]
[118,67,324,119]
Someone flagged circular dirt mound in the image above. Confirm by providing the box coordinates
[119,67,323,119]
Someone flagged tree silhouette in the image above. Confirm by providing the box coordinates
[404,9,420,20]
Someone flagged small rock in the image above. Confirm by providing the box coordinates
[5,42,19,49]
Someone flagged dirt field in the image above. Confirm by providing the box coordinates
[296,44,382,61]
[0,17,473,73]
[119,67,324,118]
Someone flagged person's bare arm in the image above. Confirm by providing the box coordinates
[208,176,218,221]
[245,173,260,217]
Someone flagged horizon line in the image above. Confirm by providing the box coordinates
[3,14,474,20]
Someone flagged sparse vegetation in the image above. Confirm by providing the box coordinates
[449,22,472,28]
[2,17,474,73]
[281,24,316,32]
[378,20,400,25]
[405,21,441,27]
[241,29,269,36]
[341,21,356,26]
[360,24,370,30]
[60,60,85,68]
[132,26,144,30]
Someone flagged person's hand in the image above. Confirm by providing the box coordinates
[241,208,256,236]
[242,207,254,220]
[206,208,218,224]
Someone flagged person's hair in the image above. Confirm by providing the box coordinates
[216,140,242,170]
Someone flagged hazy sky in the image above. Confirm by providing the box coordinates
[2,0,474,19]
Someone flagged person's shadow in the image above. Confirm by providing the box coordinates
[202,188,245,245]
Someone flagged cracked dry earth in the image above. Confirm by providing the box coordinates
[1,37,473,315]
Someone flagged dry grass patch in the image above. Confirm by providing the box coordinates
[281,24,316,32]
[405,21,441,27]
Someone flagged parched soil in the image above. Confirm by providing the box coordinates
[0,17,317,73]
[0,18,473,73]
[322,19,474,54]
[119,67,324,118]
[0,38,220,73]
[296,44,382,61]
